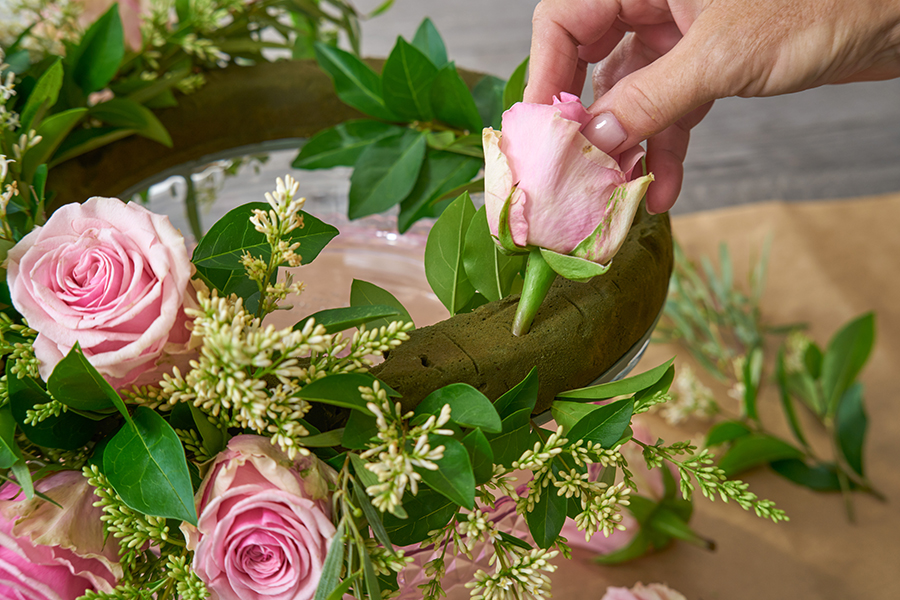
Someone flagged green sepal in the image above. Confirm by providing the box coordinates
[539,247,610,283]
[497,186,528,255]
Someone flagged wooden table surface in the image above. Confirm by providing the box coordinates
[360,0,900,214]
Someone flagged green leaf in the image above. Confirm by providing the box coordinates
[348,129,427,219]
[0,407,22,469]
[352,480,395,553]
[362,544,382,600]
[822,312,875,416]
[551,401,603,432]
[540,247,610,283]
[297,305,401,334]
[648,507,709,548]
[411,18,448,67]
[349,453,380,489]
[424,192,477,314]
[49,126,136,166]
[9,460,34,500]
[383,487,457,545]
[502,57,529,110]
[632,365,675,413]
[485,407,533,467]
[294,373,381,415]
[20,58,63,131]
[472,75,505,129]
[463,206,525,302]
[325,573,359,600]
[415,384,501,433]
[188,404,225,457]
[770,459,843,492]
[103,407,198,524]
[775,349,810,450]
[525,460,567,548]
[292,120,402,170]
[47,343,131,419]
[594,530,652,565]
[705,420,752,447]
[558,358,676,401]
[382,38,438,120]
[88,97,173,146]
[493,368,539,419]
[193,203,338,270]
[22,108,88,181]
[430,64,483,132]
[567,398,634,448]
[804,342,824,378]
[300,429,345,447]
[72,4,125,94]
[419,435,475,509]
[313,520,346,600]
[342,411,378,450]
[716,434,804,477]
[835,383,867,476]
[7,362,99,450]
[398,151,482,233]
[462,428,495,485]
[314,42,397,121]
[742,346,764,422]
[350,279,415,329]
[444,133,485,158]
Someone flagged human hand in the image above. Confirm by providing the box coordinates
[526,0,900,213]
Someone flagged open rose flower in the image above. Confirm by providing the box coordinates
[483,92,652,265]
[0,471,121,599]
[6,196,195,388]
[183,435,337,600]
[602,582,687,600]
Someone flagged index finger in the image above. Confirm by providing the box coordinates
[525,0,625,103]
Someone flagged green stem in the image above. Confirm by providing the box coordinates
[512,248,557,336]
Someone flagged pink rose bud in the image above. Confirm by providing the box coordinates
[602,582,688,600]
[483,92,653,265]
[6,197,196,389]
[184,435,337,600]
[0,471,121,598]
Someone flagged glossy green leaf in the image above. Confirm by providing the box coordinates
[835,383,867,476]
[313,520,346,600]
[22,108,87,181]
[462,428,495,485]
[430,64,483,132]
[551,401,604,432]
[463,206,525,302]
[525,460,567,548]
[716,434,804,477]
[398,150,481,233]
[770,458,843,492]
[705,420,752,447]
[444,133,485,158]
[292,120,401,169]
[299,429,345,447]
[540,247,610,283]
[822,312,875,416]
[352,480,395,553]
[297,305,401,334]
[632,365,675,413]
[382,38,438,120]
[192,203,338,269]
[71,4,124,94]
[424,192,477,314]
[7,362,99,450]
[20,58,62,131]
[188,404,225,457]
[411,18,448,67]
[88,97,173,146]
[558,358,675,401]
[104,407,198,524]
[0,407,22,469]
[349,279,414,330]
[419,435,475,509]
[342,411,378,450]
[362,543,382,600]
[383,487,457,545]
[314,42,396,121]
[485,407,533,467]
[804,342,824,378]
[294,373,381,415]
[9,460,34,500]
[493,368,539,419]
[567,398,634,448]
[415,383,502,433]
[47,343,130,419]
[472,75,505,129]
[502,57,529,110]
[325,572,359,600]
[350,453,380,489]
[348,129,427,219]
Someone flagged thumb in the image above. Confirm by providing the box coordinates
[582,29,728,154]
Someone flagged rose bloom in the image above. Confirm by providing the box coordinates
[6,197,195,389]
[602,582,687,600]
[183,435,337,600]
[0,471,121,599]
[483,92,652,265]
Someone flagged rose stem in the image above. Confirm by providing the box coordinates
[512,248,557,336]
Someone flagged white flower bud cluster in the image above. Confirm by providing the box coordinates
[572,482,631,540]
[466,548,559,600]
[660,364,717,425]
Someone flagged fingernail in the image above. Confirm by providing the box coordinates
[583,112,627,153]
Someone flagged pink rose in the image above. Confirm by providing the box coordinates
[184,435,337,600]
[77,0,146,52]
[483,92,652,264]
[7,196,195,389]
[0,471,121,599]
[602,582,687,600]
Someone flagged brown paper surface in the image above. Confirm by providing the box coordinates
[544,194,900,599]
